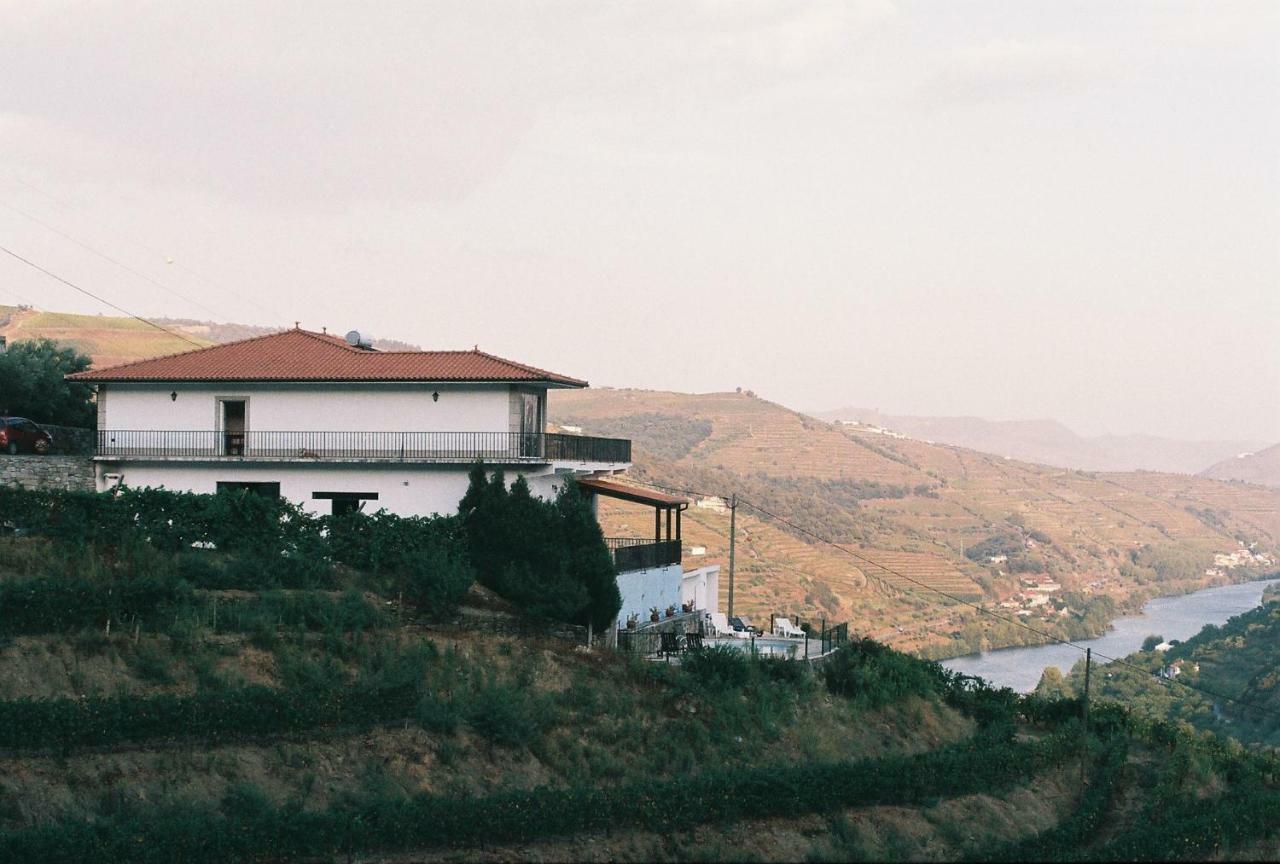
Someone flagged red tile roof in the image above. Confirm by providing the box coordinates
[67,328,588,386]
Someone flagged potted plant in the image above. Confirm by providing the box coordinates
[665,604,677,618]
[626,614,638,630]
[649,607,661,623]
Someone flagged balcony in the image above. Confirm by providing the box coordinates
[93,430,631,464]
[605,538,683,571]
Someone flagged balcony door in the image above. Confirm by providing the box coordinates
[220,399,247,456]
[519,392,542,458]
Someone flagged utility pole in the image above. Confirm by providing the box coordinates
[728,494,737,620]
[1080,647,1092,790]
[1082,648,1092,731]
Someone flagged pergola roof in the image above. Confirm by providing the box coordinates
[576,476,687,509]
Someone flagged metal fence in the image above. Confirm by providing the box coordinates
[617,627,704,657]
[820,622,849,655]
[604,538,682,571]
[94,430,630,463]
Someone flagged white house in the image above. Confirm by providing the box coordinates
[70,327,721,630]
[69,327,631,517]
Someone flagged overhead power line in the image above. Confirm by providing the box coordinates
[1,173,284,322]
[0,199,226,321]
[0,243,204,348]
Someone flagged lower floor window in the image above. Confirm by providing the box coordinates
[216,481,281,498]
[312,491,380,516]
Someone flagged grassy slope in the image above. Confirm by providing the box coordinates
[1,535,1276,862]
[551,388,1280,656]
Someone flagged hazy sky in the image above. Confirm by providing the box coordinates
[1,1,1276,441]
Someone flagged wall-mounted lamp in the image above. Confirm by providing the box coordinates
[170,391,178,402]
[432,391,439,402]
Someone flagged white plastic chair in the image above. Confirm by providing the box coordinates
[711,612,744,638]
[774,617,804,639]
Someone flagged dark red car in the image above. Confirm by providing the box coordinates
[0,417,52,455]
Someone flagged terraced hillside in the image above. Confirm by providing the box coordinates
[554,389,1280,657]
[2,532,1278,862]
[0,305,214,368]
[0,305,418,367]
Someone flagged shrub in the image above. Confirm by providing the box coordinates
[680,645,753,690]
[465,682,554,748]
[822,639,943,709]
[416,695,461,735]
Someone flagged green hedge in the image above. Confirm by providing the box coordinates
[0,574,385,637]
[0,678,422,752]
[0,727,1075,863]
[0,575,189,635]
[0,487,308,554]
[0,487,474,617]
[982,739,1129,862]
[1093,789,1280,861]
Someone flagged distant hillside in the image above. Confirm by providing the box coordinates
[810,406,1262,475]
[553,388,1280,657]
[0,305,417,367]
[1044,594,1280,748]
[1200,444,1280,489]
[0,305,215,368]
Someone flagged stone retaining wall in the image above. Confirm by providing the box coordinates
[0,455,95,492]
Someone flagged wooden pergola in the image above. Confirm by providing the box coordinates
[576,476,689,545]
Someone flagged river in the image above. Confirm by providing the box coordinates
[941,578,1280,692]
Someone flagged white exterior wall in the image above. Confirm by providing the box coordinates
[615,564,721,626]
[92,381,625,518]
[97,461,579,518]
[681,565,721,617]
[101,382,512,433]
[615,563,685,624]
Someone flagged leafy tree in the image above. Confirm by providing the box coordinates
[1035,666,1072,699]
[1141,634,1164,652]
[0,338,94,427]
[457,465,621,631]
[964,531,1024,562]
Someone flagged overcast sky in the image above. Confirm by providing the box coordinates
[1,1,1276,441]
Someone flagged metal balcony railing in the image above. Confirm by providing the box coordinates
[604,538,683,571]
[94,430,631,464]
